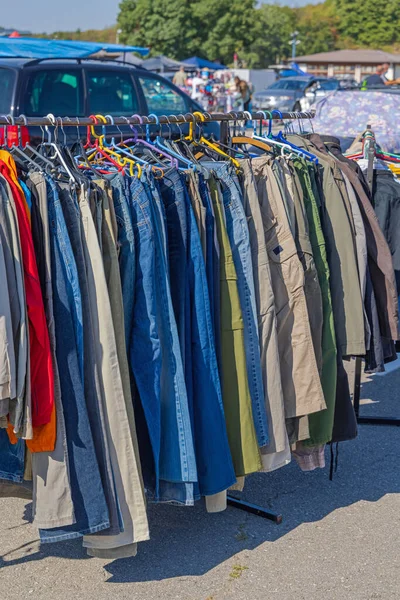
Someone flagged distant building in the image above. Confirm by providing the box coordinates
[295,49,400,82]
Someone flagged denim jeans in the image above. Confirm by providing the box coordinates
[198,173,222,375]
[40,180,109,543]
[159,170,193,406]
[0,429,24,482]
[128,175,197,500]
[159,171,236,496]
[211,163,269,448]
[108,173,136,348]
[58,182,120,536]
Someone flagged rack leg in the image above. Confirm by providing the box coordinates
[227,496,283,524]
[353,357,362,418]
[357,416,400,426]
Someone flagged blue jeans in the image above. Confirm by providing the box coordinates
[59,182,120,537]
[211,163,269,448]
[160,171,236,496]
[0,429,24,482]
[40,180,109,543]
[198,173,221,374]
[108,173,136,349]
[128,175,197,500]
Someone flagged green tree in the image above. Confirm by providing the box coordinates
[334,0,400,47]
[118,0,200,59]
[248,4,295,68]
[200,0,258,66]
[295,1,339,55]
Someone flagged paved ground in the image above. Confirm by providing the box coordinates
[1,361,399,600]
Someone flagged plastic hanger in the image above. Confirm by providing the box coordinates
[269,109,318,164]
[230,111,273,153]
[122,114,179,168]
[149,113,195,169]
[185,111,241,169]
[102,115,164,177]
[92,114,142,177]
[7,114,56,174]
[84,115,127,174]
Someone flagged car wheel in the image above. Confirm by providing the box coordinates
[293,101,301,112]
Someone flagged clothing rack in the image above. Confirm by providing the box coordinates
[0,111,315,127]
[3,109,317,527]
[353,127,400,427]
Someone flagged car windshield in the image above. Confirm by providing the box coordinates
[318,80,338,91]
[267,79,308,91]
[0,68,16,114]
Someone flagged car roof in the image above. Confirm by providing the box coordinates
[0,57,148,72]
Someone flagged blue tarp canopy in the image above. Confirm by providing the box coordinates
[0,38,149,58]
[183,56,226,70]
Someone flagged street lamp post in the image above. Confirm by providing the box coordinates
[289,31,300,61]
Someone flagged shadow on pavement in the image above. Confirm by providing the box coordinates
[1,369,399,582]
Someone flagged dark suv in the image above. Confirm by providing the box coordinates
[0,58,219,144]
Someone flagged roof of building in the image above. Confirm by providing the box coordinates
[295,49,400,64]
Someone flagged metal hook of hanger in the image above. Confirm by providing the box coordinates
[6,114,15,147]
[45,113,57,143]
[19,114,29,147]
[58,116,67,146]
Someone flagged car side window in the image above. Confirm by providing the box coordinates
[23,69,84,116]
[138,75,188,115]
[0,69,16,114]
[87,70,139,116]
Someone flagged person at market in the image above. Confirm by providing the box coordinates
[363,64,400,88]
[173,66,187,88]
[234,76,251,111]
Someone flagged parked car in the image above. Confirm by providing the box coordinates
[0,57,220,145]
[252,76,339,113]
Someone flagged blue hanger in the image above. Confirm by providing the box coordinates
[270,109,318,164]
[149,113,195,170]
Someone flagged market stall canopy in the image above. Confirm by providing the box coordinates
[142,54,195,72]
[312,90,400,152]
[183,56,226,70]
[116,52,144,66]
[0,38,149,58]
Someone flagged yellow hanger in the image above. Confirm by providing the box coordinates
[89,114,142,177]
[189,111,240,169]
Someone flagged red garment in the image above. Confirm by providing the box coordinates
[0,156,54,428]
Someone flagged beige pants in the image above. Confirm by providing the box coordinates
[252,157,326,420]
[240,159,291,472]
[78,187,149,553]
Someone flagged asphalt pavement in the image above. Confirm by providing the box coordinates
[0,360,399,600]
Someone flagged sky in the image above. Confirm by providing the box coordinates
[2,0,322,34]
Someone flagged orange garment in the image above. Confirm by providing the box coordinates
[1,152,56,451]
[0,150,30,221]
[7,404,56,452]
